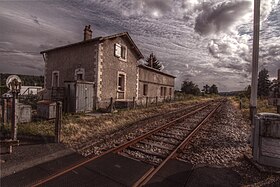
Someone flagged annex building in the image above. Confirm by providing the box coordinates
[40,25,175,112]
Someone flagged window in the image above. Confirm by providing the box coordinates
[118,74,125,91]
[169,88,172,96]
[115,43,127,61]
[77,74,83,80]
[75,68,85,81]
[52,71,59,87]
[120,45,127,60]
[143,84,148,96]
[160,87,167,97]
[160,87,164,97]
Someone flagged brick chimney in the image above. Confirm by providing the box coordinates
[149,53,154,67]
[83,25,92,41]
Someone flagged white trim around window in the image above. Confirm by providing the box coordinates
[75,68,85,81]
[114,43,127,62]
[117,72,126,100]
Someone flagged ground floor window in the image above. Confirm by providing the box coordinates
[118,73,125,92]
[143,84,148,96]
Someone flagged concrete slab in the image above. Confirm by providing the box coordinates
[186,166,241,187]
[38,153,84,173]
[1,166,49,187]
[84,153,153,186]
[44,166,125,187]
[146,159,193,187]
[146,160,241,187]
[0,153,83,187]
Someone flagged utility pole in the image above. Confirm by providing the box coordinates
[250,0,261,123]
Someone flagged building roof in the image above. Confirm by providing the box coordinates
[138,64,176,78]
[40,32,144,59]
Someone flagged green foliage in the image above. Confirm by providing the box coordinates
[245,85,251,98]
[202,84,219,94]
[181,80,201,95]
[257,68,271,97]
[202,84,210,94]
[209,84,218,94]
[233,96,277,120]
[0,73,44,88]
[145,53,162,70]
[1,120,55,137]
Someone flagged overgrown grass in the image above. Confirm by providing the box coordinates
[1,120,55,137]
[232,96,277,120]
[1,96,216,143]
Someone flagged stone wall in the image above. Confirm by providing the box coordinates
[98,36,139,108]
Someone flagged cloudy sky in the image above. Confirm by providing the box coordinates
[0,0,279,91]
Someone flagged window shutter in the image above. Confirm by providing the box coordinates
[115,43,121,57]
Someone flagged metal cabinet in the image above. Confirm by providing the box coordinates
[253,113,280,168]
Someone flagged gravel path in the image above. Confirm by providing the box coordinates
[177,99,280,186]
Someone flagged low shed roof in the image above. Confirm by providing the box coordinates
[138,64,176,78]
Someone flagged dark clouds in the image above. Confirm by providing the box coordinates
[0,0,279,91]
[194,1,251,35]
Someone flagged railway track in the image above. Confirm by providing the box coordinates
[32,99,224,187]
[77,100,216,156]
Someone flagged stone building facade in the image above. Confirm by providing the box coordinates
[40,26,175,112]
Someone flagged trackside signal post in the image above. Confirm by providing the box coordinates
[250,0,261,123]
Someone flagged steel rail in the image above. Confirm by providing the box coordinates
[31,102,212,186]
[77,101,212,152]
[133,101,223,187]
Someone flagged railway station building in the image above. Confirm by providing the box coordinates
[40,25,175,112]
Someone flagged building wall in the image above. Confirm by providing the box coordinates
[98,37,139,108]
[138,67,175,102]
[45,41,99,90]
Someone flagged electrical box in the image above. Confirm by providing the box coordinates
[253,113,280,168]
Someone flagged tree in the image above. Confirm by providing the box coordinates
[145,53,162,70]
[202,84,210,94]
[181,80,200,95]
[209,84,219,94]
[245,85,251,98]
[257,68,271,97]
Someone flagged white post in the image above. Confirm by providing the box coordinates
[250,0,261,123]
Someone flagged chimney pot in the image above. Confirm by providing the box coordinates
[84,25,92,41]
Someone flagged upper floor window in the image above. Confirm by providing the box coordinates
[75,68,85,81]
[115,43,127,61]
[52,71,59,87]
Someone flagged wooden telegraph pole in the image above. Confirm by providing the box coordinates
[250,0,261,123]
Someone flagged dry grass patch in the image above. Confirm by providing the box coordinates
[61,97,213,147]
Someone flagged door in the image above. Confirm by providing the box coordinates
[76,83,94,112]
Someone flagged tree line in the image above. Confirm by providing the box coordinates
[0,73,44,95]
[180,81,219,96]
[242,68,277,98]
